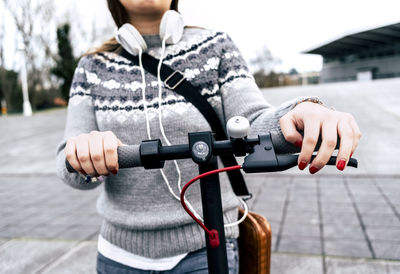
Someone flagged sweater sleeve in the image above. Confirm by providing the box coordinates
[55,55,102,190]
[218,33,310,139]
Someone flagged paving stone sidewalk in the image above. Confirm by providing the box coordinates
[1,78,400,273]
[1,173,400,273]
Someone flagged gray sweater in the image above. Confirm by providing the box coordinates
[56,28,302,258]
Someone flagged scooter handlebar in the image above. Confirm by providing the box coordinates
[66,132,349,173]
[66,145,141,173]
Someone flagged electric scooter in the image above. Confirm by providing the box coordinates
[67,116,357,274]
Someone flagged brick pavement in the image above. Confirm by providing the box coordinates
[1,174,400,273]
[245,173,400,263]
[1,78,400,273]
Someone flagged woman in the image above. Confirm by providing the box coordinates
[56,0,361,273]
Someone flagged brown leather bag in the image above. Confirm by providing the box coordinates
[238,208,272,274]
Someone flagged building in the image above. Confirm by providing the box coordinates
[304,22,400,83]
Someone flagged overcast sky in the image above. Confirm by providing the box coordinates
[3,0,400,73]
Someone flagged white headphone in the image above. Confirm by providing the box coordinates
[115,10,185,55]
[114,10,249,228]
[115,10,203,219]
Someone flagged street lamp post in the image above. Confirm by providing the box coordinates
[18,45,32,117]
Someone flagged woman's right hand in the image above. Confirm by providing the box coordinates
[65,131,123,176]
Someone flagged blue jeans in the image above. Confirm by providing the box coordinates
[96,239,239,274]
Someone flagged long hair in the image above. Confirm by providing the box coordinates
[87,0,179,55]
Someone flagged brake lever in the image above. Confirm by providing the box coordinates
[241,133,358,173]
[276,155,358,171]
[242,134,279,173]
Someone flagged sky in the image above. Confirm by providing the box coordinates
[2,0,400,73]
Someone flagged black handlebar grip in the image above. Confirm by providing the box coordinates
[270,131,340,154]
[117,145,142,169]
[65,145,142,173]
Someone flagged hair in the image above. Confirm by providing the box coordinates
[86,0,179,55]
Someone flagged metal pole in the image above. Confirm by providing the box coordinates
[199,157,229,274]
[18,46,32,117]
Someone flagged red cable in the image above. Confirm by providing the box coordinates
[180,165,242,245]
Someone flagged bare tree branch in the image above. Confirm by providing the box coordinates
[0,9,5,67]
[3,0,56,107]
[250,45,281,74]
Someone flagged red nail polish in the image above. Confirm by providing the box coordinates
[111,170,118,175]
[350,152,353,158]
[298,161,307,170]
[337,160,346,171]
[309,166,319,174]
[295,140,303,148]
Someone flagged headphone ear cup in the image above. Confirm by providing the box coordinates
[160,10,185,44]
[116,23,148,55]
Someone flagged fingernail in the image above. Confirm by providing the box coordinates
[295,140,303,148]
[350,152,353,158]
[80,170,87,175]
[309,166,319,174]
[111,169,118,175]
[337,159,346,171]
[299,161,308,170]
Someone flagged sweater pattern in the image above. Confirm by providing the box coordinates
[56,27,299,258]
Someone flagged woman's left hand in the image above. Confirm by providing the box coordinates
[279,102,361,174]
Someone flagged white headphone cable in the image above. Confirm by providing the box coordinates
[156,37,203,220]
[120,26,246,228]
[155,36,247,227]
[157,37,182,187]
[224,198,249,227]
[157,37,249,227]
[139,46,184,204]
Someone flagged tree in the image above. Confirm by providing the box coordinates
[0,68,23,113]
[3,0,56,109]
[51,23,79,102]
[0,8,21,113]
[0,4,5,68]
[249,45,281,74]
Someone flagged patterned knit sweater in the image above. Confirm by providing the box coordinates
[56,27,303,258]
